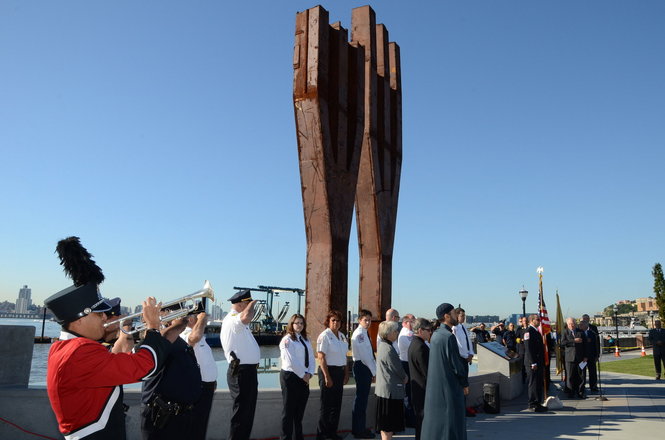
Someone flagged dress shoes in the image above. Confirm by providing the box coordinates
[528,404,547,413]
[353,430,375,439]
[656,375,661,380]
[589,387,599,392]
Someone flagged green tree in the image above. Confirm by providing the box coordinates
[653,263,665,321]
[603,303,636,317]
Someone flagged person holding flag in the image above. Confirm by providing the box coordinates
[536,267,553,393]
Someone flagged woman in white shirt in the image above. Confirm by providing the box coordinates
[316,310,349,440]
[279,313,316,440]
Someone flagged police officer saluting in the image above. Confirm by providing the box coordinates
[220,289,260,440]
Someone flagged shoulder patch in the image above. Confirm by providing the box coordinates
[358,334,365,343]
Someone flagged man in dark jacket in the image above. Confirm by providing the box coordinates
[408,318,431,440]
[581,314,600,391]
[561,317,587,398]
[649,320,665,380]
[523,314,547,412]
[516,316,528,384]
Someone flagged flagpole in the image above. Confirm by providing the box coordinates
[537,267,549,398]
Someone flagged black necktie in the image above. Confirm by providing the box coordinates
[299,336,309,368]
[462,326,470,350]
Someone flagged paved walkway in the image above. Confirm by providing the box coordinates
[390,349,665,439]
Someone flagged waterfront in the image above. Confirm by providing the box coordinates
[1,318,480,388]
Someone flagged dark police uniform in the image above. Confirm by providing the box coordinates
[523,325,545,410]
[648,324,665,379]
[141,337,202,440]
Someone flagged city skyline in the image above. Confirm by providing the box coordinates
[1,1,664,320]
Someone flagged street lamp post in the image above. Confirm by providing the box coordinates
[650,310,654,328]
[519,287,528,318]
[613,304,619,354]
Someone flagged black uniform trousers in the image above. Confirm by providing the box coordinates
[317,365,345,439]
[227,365,258,440]
[280,370,310,440]
[191,380,216,440]
[141,406,195,440]
[526,365,544,408]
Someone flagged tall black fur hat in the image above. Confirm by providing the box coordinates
[45,237,112,324]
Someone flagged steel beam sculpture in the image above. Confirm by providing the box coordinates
[293,5,401,338]
[293,5,365,337]
[351,6,402,323]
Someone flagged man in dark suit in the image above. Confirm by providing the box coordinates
[561,317,587,398]
[515,316,528,384]
[523,314,547,412]
[408,318,432,440]
[581,314,600,391]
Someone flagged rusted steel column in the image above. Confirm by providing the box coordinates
[351,6,402,324]
[293,6,365,338]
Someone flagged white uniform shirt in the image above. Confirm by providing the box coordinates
[452,324,475,358]
[181,326,218,382]
[279,333,316,378]
[351,326,376,376]
[220,309,260,364]
[317,328,348,366]
[397,327,413,362]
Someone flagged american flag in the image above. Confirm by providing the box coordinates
[537,267,551,365]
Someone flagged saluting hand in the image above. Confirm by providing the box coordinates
[142,297,162,330]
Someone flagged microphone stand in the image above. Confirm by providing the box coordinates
[595,333,608,401]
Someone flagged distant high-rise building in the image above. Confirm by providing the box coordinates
[134,305,143,314]
[210,304,223,321]
[16,285,32,314]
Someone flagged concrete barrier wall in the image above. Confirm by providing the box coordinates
[0,372,511,440]
[0,326,34,387]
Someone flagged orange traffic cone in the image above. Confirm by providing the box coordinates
[641,346,647,357]
[614,345,621,357]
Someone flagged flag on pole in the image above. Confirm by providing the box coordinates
[537,267,551,366]
[555,291,565,376]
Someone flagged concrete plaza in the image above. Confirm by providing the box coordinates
[393,349,665,439]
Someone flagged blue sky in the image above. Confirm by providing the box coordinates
[1,1,664,321]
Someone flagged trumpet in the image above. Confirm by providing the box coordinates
[104,280,215,335]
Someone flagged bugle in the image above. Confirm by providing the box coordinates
[104,280,215,335]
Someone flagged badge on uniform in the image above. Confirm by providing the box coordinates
[524,332,530,340]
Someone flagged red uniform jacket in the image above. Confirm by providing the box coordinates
[47,330,170,439]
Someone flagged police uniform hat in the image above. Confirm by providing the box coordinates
[45,236,111,324]
[228,289,252,304]
[436,302,454,319]
[104,297,122,318]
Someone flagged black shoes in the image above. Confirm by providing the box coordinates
[528,404,547,412]
[353,431,375,439]
[656,375,661,380]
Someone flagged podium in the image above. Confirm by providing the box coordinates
[476,342,523,400]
